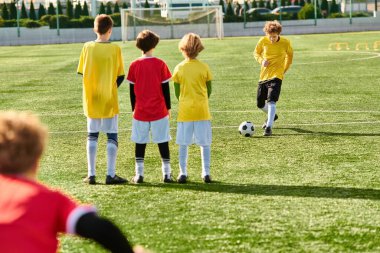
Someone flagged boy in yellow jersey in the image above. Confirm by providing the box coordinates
[254,20,293,136]
[77,14,127,184]
[172,33,213,184]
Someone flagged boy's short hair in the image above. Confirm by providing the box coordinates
[136,30,160,53]
[94,14,113,35]
[0,111,47,174]
[263,20,282,34]
[178,33,204,59]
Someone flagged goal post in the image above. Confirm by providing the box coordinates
[121,6,224,41]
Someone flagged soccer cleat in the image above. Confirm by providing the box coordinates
[131,175,144,184]
[83,176,96,185]
[262,114,278,129]
[263,126,272,136]
[203,175,212,183]
[163,174,174,183]
[105,175,127,185]
[177,175,188,184]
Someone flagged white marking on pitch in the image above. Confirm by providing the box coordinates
[48,120,380,134]
[293,51,380,65]
[35,109,380,117]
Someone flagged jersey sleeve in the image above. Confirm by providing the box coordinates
[172,65,180,84]
[77,45,85,75]
[126,62,136,84]
[117,47,125,77]
[253,38,264,65]
[284,41,293,73]
[205,63,213,82]
[161,62,172,83]
[54,191,96,234]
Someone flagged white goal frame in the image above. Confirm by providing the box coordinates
[121,6,224,41]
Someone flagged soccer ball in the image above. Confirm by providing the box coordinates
[238,121,255,137]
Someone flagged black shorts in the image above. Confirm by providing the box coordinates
[256,78,282,108]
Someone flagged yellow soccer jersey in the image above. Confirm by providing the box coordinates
[254,36,293,81]
[172,59,213,122]
[77,42,125,118]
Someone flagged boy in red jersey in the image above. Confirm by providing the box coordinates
[77,14,127,185]
[0,111,140,253]
[127,30,172,183]
[254,20,293,136]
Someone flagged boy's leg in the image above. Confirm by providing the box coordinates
[106,133,118,177]
[158,142,172,182]
[131,118,150,183]
[200,145,211,178]
[86,132,99,182]
[266,101,277,128]
[178,145,188,177]
[264,79,282,136]
[133,143,146,183]
[194,121,212,183]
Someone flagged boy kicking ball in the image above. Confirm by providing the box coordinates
[253,20,293,136]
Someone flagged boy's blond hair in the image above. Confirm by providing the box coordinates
[0,111,47,174]
[263,20,282,34]
[94,14,113,35]
[178,33,204,59]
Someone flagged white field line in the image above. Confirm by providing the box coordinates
[293,51,380,65]
[36,110,380,117]
[48,120,380,134]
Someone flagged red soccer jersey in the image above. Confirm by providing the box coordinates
[127,57,172,121]
[0,175,96,253]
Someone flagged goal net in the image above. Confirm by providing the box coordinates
[121,6,224,41]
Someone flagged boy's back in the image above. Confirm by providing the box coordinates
[0,174,92,253]
[77,42,124,118]
[127,56,171,121]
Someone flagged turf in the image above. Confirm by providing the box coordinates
[1,31,380,253]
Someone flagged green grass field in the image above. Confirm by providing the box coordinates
[1,31,380,253]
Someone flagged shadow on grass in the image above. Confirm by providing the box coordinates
[130,181,380,201]
[277,127,380,137]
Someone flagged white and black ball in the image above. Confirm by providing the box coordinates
[238,121,255,137]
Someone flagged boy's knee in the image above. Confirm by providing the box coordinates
[107,133,118,144]
[257,101,265,109]
[88,132,99,141]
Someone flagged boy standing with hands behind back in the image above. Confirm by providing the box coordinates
[127,30,173,183]
[172,33,213,184]
[77,14,127,184]
[254,20,293,136]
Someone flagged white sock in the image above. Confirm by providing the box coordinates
[260,103,268,114]
[179,145,188,176]
[162,158,171,177]
[106,141,117,177]
[135,158,144,177]
[200,145,211,177]
[267,102,276,128]
[87,139,98,177]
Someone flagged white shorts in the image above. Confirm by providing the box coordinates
[176,121,212,146]
[87,115,118,133]
[131,116,171,144]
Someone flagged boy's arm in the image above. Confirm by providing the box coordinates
[174,82,180,100]
[206,81,212,98]
[284,43,294,74]
[117,75,125,88]
[162,82,171,110]
[253,40,264,65]
[75,212,134,253]
[129,84,136,111]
